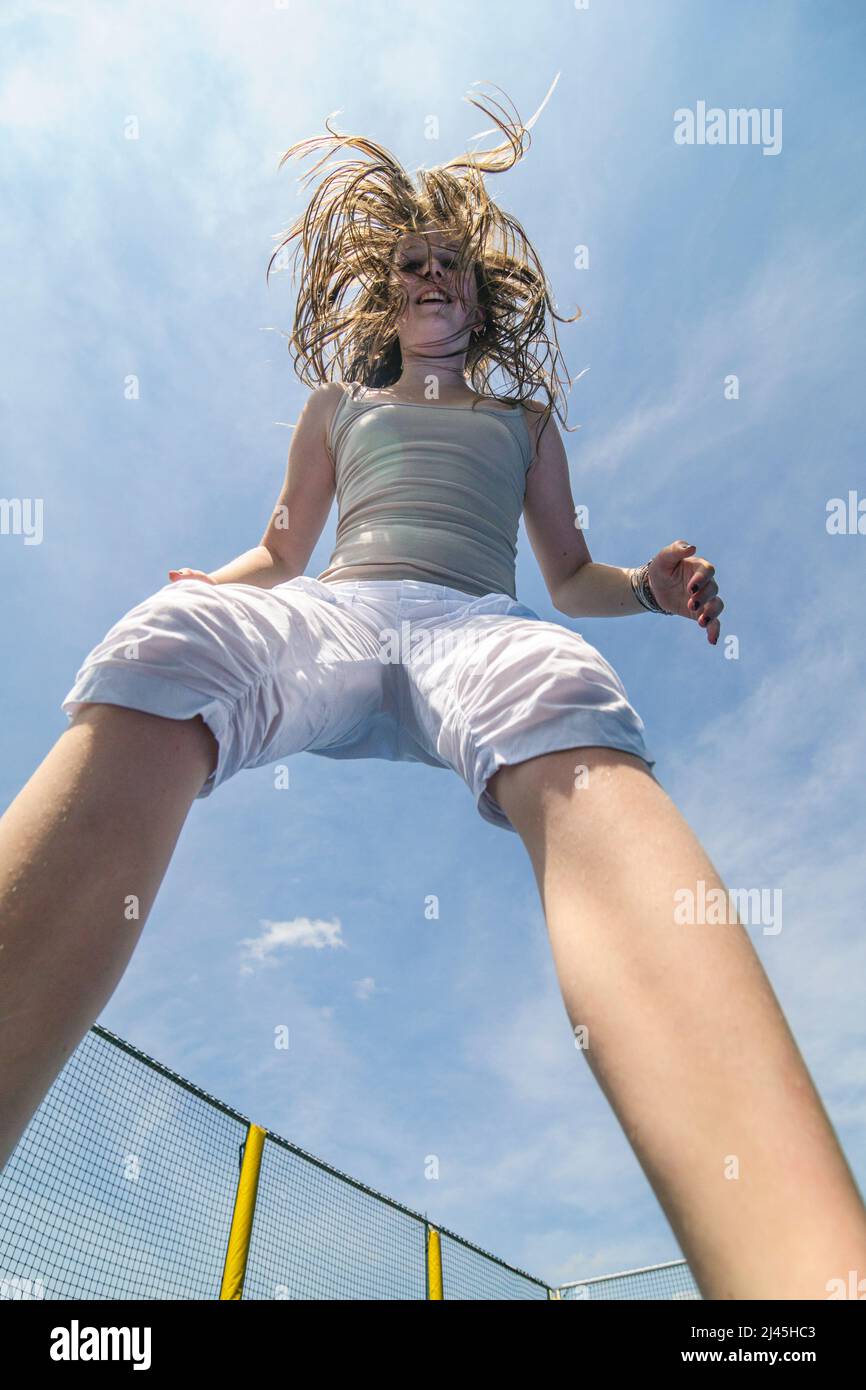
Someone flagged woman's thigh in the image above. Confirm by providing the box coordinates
[60,576,382,797]
[401,595,656,833]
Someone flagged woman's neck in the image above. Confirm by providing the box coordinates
[393,351,473,399]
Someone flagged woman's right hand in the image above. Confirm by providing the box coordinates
[168,568,217,584]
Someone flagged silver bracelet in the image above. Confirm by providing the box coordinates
[629,561,674,615]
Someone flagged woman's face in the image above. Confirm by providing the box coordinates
[390,230,483,352]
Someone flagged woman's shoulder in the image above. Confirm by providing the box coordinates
[516,395,552,437]
[302,382,360,464]
[309,380,357,404]
[515,397,557,473]
[309,381,361,435]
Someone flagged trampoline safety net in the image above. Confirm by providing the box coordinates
[0,1025,700,1301]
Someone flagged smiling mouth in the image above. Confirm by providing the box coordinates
[416,292,451,305]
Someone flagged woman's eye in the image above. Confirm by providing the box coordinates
[397,257,455,272]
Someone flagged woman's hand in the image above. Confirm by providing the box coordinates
[647,540,724,645]
[168,568,217,584]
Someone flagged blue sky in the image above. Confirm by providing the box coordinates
[2,0,865,1291]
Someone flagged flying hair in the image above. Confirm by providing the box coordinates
[267,76,584,441]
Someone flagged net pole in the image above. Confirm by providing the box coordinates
[427,1226,444,1300]
[219,1123,266,1300]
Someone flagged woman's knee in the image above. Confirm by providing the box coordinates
[67,702,218,776]
[493,743,649,794]
[490,745,657,832]
[59,584,261,789]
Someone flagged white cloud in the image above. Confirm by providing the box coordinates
[238,916,345,972]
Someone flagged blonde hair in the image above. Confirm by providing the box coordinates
[267,80,582,442]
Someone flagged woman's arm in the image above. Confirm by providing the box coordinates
[173,544,289,588]
[552,560,646,617]
[169,383,342,589]
[522,405,724,642]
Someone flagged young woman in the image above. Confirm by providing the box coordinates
[1,86,864,1301]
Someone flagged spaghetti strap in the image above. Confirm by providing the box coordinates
[326,381,357,458]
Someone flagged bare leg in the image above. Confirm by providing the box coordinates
[0,704,218,1171]
[489,747,866,1300]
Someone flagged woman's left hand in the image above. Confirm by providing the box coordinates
[647,540,724,645]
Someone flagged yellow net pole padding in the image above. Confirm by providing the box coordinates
[427,1225,443,1300]
[219,1123,267,1300]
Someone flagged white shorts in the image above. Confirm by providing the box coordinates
[60,575,656,834]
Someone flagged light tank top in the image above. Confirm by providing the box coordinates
[315,382,534,600]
